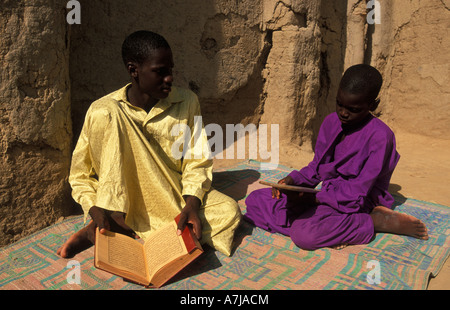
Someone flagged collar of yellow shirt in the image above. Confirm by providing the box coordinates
[111,83,185,119]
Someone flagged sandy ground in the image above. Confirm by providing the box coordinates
[213,131,450,290]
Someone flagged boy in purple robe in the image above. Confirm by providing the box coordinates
[244,64,429,250]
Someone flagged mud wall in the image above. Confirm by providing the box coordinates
[369,0,450,138]
[0,0,73,245]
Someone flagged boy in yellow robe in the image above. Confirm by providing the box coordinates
[57,31,241,258]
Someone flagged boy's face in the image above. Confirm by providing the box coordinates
[336,88,374,129]
[132,47,174,100]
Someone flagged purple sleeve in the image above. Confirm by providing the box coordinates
[316,131,398,213]
[287,158,322,188]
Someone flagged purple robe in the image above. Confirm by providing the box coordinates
[245,112,400,250]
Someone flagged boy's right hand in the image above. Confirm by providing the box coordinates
[88,206,111,235]
[271,177,318,205]
[88,206,138,243]
[271,176,297,199]
[272,176,315,204]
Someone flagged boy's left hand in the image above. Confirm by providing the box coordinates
[177,195,202,240]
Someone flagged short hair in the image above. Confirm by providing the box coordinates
[121,30,171,66]
[339,64,383,102]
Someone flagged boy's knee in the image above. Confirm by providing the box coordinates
[245,188,272,208]
[290,233,320,251]
[223,199,241,224]
[244,191,258,214]
[203,190,241,226]
[244,188,272,222]
[201,193,241,256]
[289,223,321,251]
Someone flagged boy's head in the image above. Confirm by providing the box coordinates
[122,30,174,100]
[122,30,171,66]
[336,64,383,129]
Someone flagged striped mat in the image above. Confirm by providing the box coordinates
[1,160,449,290]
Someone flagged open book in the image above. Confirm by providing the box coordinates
[259,180,320,193]
[94,215,203,288]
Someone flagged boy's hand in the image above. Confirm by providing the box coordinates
[271,175,298,199]
[177,195,202,240]
[88,206,111,235]
[88,206,138,242]
[271,176,318,205]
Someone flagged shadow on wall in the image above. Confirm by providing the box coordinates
[313,0,348,150]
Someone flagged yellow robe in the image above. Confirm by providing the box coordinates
[69,84,241,256]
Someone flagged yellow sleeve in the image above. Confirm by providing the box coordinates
[69,101,132,218]
[68,113,98,217]
[180,92,213,202]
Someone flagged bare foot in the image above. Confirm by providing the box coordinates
[370,206,429,240]
[57,222,95,258]
[331,243,348,250]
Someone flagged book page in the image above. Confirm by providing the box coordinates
[144,221,187,280]
[105,232,147,279]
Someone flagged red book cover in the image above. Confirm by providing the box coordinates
[174,214,198,253]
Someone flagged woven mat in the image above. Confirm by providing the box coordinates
[1,160,449,290]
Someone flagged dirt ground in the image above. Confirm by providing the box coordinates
[213,131,450,290]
